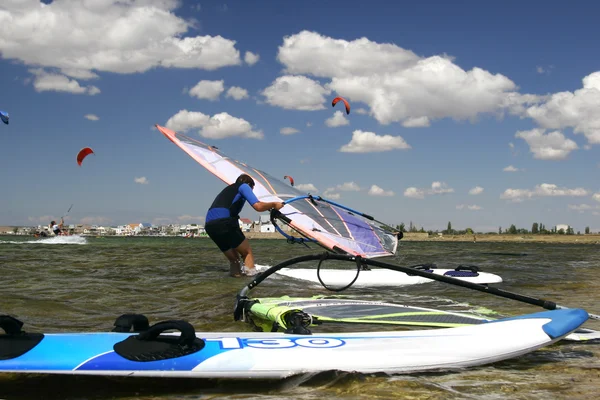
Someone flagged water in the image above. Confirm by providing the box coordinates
[1,236,599,399]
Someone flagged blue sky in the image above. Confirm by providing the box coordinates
[1,0,600,233]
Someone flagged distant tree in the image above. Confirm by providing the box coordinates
[397,223,406,232]
[508,224,517,234]
[12,227,18,234]
[567,227,574,235]
[585,226,590,234]
[558,228,565,235]
[409,221,413,232]
[419,227,426,233]
[447,221,452,234]
[532,222,539,234]
[498,226,502,234]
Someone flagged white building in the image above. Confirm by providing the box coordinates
[556,224,570,232]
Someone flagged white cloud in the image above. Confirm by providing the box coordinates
[280,127,300,135]
[165,110,263,139]
[276,31,524,126]
[355,108,369,115]
[524,71,600,145]
[402,116,430,128]
[325,111,350,127]
[165,110,210,132]
[30,69,100,95]
[336,182,361,191]
[404,182,454,198]
[225,86,249,100]
[368,185,394,196]
[84,114,99,121]
[593,193,600,202]
[244,51,260,66]
[135,177,149,185]
[568,204,598,213]
[322,189,341,200]
[189,80,225,101]
[503,165,520,172]
[339,130,411,153]
[296,183,318,192]
[201,113,263,139]
[469,186,484,195]
[306,121,313,127]
[515,128,578,160]
[0,1,242,81]
[261,75,330,110]
[500,183,589,202]
[456,204,483,210]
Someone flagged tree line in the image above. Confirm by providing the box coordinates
[393,221,594,235]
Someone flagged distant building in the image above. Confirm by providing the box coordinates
[556,224,570,232]
[239,218,253,232]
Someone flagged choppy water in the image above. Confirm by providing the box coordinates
[1,236,599,399]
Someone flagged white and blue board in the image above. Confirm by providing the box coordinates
[0,309,588,378]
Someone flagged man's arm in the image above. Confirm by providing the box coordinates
[238,184,284,212]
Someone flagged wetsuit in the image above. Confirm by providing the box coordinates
[204,182,259,251]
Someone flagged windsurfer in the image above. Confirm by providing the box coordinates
[205,174,284,277]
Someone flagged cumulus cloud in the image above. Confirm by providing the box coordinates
[275,31,526,126]
[368,185,394,196]
[280,127,300,135]
[469,186,484,195]
[322,188,341,199]
[568,204,598,213]
[500,183,589,202]
[296,183,318,192]
[30,69,100,95]
[339,130,411,153]
[515,128,578,160]
[404,182,454,199]
[84,114,99,121]
[244,51,260,66]
[335,182,361,191]
[165,110,263,139]
[261,75,330,110]
[594,193,600,202]
[355,108,369,115]
[189,80,225,101]
[456,204,483,210]
[524,71,600,145]
[225,86,249,100]
[402,116,430,128]
[135,177,149,184]
[0,1,242,88]
[325,111,350,127]
[503,165,520,172]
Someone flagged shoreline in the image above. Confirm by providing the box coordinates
[3,232,599,244]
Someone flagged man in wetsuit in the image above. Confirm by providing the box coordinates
[205,174,284,277]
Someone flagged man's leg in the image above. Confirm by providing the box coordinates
[234,239,256,274]
[222,249,242,277]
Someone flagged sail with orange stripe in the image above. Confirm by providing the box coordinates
[156,125,398,258]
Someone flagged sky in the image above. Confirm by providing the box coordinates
[1,0,600,233]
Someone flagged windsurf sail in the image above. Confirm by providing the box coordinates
[156,125,399,258]
[245,296,600,341]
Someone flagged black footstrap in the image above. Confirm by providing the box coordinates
[0,315,44,360]
[112,314,150,332]
[113,320,205,362]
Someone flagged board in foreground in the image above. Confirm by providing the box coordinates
[0,309,587,379]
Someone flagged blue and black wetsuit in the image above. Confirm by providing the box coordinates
[204,182,259,251]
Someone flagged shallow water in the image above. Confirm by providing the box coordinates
[1,236,599,399]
